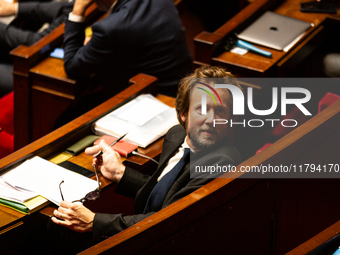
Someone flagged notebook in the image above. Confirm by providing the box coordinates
[94,135,138,157]
[93,94,178,148]
[237,11,312,52]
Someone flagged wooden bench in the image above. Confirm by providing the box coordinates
[0,73,160,253]
[75,97,340,254]
[1,73,340,254]
[9,0,245,151]
[9,0,248,151]
[10,3,103,150]
[286,220,340,255]
[194,0,340,77]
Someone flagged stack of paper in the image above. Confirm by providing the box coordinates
[0,177,49,214]
[93,94,178,148]
[2,156,98,206]
[0,176,37,203]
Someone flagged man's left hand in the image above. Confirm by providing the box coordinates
[52,201,95,233]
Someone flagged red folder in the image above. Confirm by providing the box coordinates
[94,135,138,157]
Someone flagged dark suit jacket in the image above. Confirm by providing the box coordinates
[0,1,73,51]
[92,125,241,243]
[63,0,193,98]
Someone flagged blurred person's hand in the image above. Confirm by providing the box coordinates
[0,0,16,17]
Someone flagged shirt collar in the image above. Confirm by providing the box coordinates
[183,136,191,150]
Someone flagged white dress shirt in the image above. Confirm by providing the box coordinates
[157,136,190,182]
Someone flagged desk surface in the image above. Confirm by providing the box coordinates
[0,80,174,234]
[215,0,336,73]
[196,0,340,77]
[286,220,340,255]
[2,83,340,254]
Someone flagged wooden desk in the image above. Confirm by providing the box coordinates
[1,77,340,253]
[76,93,340,254]
[286,220,340,255]
[9,0,202,151]
[194,0,340,77]
[0,73,159,235]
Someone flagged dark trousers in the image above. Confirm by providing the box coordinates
[0,62,13,97]
[46,219,94,254]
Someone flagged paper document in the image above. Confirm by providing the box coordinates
[117,97,169,126]
[0,177,37,203]
[2,157,98,206]
[93,94,178,148]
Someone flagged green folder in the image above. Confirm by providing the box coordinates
[65,135,100,155]
[0,198,28,214]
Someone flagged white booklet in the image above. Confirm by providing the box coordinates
[93,94,178,148]
[2,157,98,206]
[0,177,38,203]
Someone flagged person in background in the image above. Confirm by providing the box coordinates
[63,0,193,98]
[0,0,73,96]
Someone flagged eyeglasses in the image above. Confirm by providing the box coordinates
[59,163,101,203]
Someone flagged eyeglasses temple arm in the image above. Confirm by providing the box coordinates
[92,163,101,191]
[59,180,65,201]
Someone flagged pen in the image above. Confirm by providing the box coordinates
[224,36,272,58]
[236,39,272,58]
[94,133,128,158]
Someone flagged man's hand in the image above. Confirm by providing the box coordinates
[52,201,95,233]
[72,0,94,17]
[0,0,16,16]
[85,139,126,183]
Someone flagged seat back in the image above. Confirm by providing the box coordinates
[318,92,340,113]
[0,92,14,158]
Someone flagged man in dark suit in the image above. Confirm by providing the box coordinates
[50,66,241,252]
[0,0,73,96]
[63,0,193,98]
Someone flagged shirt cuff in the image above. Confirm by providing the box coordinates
[68,12,85,23]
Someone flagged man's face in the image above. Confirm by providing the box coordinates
[182,84,230,151]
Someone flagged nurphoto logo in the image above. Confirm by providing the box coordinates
[196,79,312,128]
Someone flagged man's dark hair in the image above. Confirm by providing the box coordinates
[175,65,239,128]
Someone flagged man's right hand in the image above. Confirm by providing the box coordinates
[0,0,15,17]
[85,139,126,183]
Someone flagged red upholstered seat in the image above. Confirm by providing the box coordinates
[271,106,311,137]
[0,91,14,158]
[318,92,340,113]
[256,143,272,154]
[0,130,14,158]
